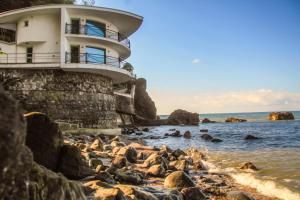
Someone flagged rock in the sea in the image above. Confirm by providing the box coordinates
[117,146,138,163]
[167,109,199,125]
[147,164,166,177]
[202,118,216,123]
[57,144,93,179]
[244,135,259,140]
[164,171,195,188]
[268,112,294,120]
[183,131,192,139]
[225,118,247,123]
[170,130,182,137]
[211,138,223,142]
[240,162,258,171]
[201,134,213,140]
[134,78,157,120]
[181,187,206,200]
[25,112,63,171]
[200,129,208,132]
[227,190,254,200]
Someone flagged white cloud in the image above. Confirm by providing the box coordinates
[149,89,300,114]
[192,58,201,64]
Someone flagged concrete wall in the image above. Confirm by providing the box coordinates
[0,68,117,128]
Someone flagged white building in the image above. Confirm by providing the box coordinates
[0,4,143,84]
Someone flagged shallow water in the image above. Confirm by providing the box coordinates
[143,118,300,200]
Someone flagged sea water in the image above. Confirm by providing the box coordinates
[144,111,300,200]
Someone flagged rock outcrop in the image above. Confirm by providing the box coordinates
[268,112,295,120]
[225,117,247,123]
[167,109,199,125]
[0,86,86,200]
[202,118,216,123]
[134,78,157,120]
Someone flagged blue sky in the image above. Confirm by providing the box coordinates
[94,0,300,114]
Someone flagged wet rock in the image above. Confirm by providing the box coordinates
[268,112,294,120]
[116,185,159,200]
[89,158,103,168]
[25,112,63,171]
[240,162,258,171]
[172,149,186,158]
[57,144,93,179]
[117,146,138,163]
[226,190,254,200]
[147,164,166,177]
[112,155,127,169]
[167,109,199,125]
[170,130,182,137]
[202,118,216,123]
[183,131,192,139]
[135,132,143,136]
[244,135,259,140]
[142,127,150,132]
[200,134,213,140]
[211,138,223,142]
[164,171,195,188]
[143,153,168,168]
[169,160,189,172]
[90,138,104,151]
[193,161,206,170]
[115,170,143,184]
[225,118,247,123]
[181,187,206,200]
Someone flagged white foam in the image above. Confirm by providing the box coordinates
[203,160,300,200]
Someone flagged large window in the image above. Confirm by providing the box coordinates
[86,20,106,37]
[86,46,106,64]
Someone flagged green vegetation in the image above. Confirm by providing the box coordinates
[0,0,75,13]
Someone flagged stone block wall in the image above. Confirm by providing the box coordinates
[0,69,117,128]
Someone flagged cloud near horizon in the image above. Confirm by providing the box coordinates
[148,89,300,115]
[192,58,201,64]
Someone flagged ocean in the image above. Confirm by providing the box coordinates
[144,111,300,200]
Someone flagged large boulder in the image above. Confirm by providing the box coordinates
[268,112,294,120]
[134,78,157,120]
[164,171,195,188]
[25,112,63,171]
[181,187,206,200]
[167,109,199,125]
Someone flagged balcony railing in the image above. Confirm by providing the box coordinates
[65,52,128,68]
[0,53,60,64]
[0,27,16,43]
[65,24,131,49]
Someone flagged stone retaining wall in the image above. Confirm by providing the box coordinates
[0,69,117,128]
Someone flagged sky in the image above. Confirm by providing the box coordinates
[93,0,300,114]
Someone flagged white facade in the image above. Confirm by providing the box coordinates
[0,5,143,83]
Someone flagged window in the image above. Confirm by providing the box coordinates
[86,46,105,64]
[26,47,33,63]
[24,20,29,27]
[86,20,106,37]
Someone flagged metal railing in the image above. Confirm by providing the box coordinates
[0,53,60,64]
[65,24,131,49]
[0,27,16,43]
[65,52,128,68]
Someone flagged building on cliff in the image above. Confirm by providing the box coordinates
[0,4,143,129]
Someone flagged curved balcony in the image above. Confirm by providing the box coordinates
[63,52,135,83]
[65,24,131,49]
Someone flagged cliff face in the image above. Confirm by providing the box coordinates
[134,78,157,120]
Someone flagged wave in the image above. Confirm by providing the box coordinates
[202,160,300,200]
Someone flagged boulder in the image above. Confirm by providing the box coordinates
[25,112,63,171]
[143,153,168,168]
[94,187,127,200]
[164,171,195,188]
[244,135,259,140]
[181,187,206,200]
[170,130,182,137]
[201,118,216,123]
[167,109,199,125]
[115,170,143,185]
[90,138,104,151]
[134,78,157,120]
[183,131,192,139]
[95,171,115,184]
[226,191,254,200]
[225,118,247,123]
[200,134,213,140]
[169,160,188,172]
[240,162,258,171]
[147,164,166,177]
[172,149,186,158]
[57,144,93,179]
[117,146,138,163]
[112,155,128,169]
[268,112,294,120]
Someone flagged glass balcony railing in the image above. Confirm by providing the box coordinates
[65,24,131,49]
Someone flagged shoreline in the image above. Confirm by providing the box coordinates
[63,127,285,200]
